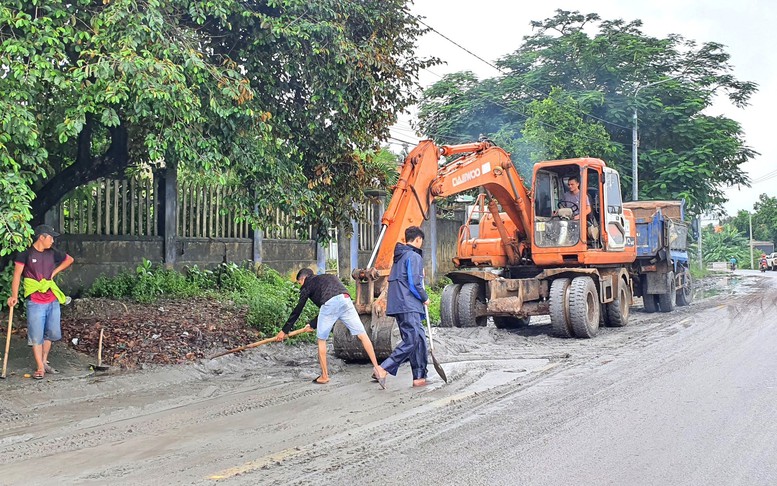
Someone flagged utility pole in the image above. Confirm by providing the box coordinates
[632,76,681,201]
[749,211,754,269]
[697,215,703,271]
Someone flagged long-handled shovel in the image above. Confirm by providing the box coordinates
[90,328,109,372]
[1,306,13,379]
[422,282,448,383]
[208,327,311,359]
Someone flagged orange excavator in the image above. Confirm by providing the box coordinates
[334,139,638,360]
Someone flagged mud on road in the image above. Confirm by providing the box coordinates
[0,273,770,485]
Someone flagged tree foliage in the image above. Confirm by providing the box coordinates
[0,0,434,256]
[416,10,757,214]
[726,194,777,245]
[701,224,751,268]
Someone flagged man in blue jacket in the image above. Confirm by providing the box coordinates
[374,226,429,388]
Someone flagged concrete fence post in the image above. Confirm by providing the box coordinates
[161,165,178,268]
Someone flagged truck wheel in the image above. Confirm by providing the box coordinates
[657,271,676,312]
[440,284,461,327]
[569,276,600,338]
[642,276,658,313]
[549,278,573,338]
[493,316,531,329]
[457,283,487,327]
[606,278,630,327]
[676,267,693,306]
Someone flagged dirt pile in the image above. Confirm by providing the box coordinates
[57,297,260,369]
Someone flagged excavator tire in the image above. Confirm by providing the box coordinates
[605,278,630,327]
[549,278,573,338]
[332,313,399,362]
[493,316,531,329]
[676,267,693,306]
[569,276,600,338]
[440,284,462,327]
[657,271,676,313]
[456,283,487,327]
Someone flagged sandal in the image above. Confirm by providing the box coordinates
[33,370,45,380]
[44,363,59,374]
[312,376,329,384]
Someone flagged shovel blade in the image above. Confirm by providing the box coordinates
[431,352,448,383]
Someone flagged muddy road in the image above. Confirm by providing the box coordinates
[1,272,776,485]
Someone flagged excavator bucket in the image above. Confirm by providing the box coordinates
[332,307,399,362]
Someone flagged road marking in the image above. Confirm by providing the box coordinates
[208,447,302,480]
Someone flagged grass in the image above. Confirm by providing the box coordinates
[86,260,446,338]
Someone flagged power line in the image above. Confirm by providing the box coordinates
[751,169,777,184]
[387,135,416,146]
[417,19,632,132]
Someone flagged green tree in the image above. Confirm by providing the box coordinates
[726,194,777,245]
[513,87,618,175]
[0,0,434,257]
[702,225,751,268]
[416,10,757,215]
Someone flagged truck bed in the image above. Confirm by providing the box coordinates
[624,201,688,259]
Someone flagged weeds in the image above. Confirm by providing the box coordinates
[86,261,318,337]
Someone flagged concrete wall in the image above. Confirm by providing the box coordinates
[52,200,466,294]
[55,235,318,295]
[436,217,463,276]
[56,236,164,292]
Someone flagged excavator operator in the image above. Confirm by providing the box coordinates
[561,175,590,219]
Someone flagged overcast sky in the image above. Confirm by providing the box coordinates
[390,0,776,216]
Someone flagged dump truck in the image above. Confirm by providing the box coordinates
[623,200,693,312]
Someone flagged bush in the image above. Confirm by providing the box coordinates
[87,272,135,299]
[0,262,16,312]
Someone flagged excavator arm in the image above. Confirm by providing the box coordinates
[355,139,532,305]
[338,139,534,362]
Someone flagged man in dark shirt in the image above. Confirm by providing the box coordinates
[275,268,382,386]
[7,224,74,379]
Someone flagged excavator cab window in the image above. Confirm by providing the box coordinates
[533,168,581,248]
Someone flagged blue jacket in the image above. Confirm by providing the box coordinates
[385,243,428,316]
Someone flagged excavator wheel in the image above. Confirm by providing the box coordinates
[605,278,630,327]
[568,276,600,338]
[493,316,531,329]
[456,283,488,327]
[549,278,573,338]
[439,284,462,327]
[332,313,399,362]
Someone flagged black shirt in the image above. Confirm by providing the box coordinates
[282,274,349,333]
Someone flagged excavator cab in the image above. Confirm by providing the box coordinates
[531,159,635,266]
[533,165,586,248]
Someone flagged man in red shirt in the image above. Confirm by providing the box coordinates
[7,225,74,379]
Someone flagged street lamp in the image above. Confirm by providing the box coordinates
[631,76,681,201]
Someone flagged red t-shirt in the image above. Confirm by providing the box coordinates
[14,246,68,304]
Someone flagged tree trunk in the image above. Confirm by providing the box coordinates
[30,122,129,225]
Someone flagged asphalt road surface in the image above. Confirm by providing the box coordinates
[1,272,775,485]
